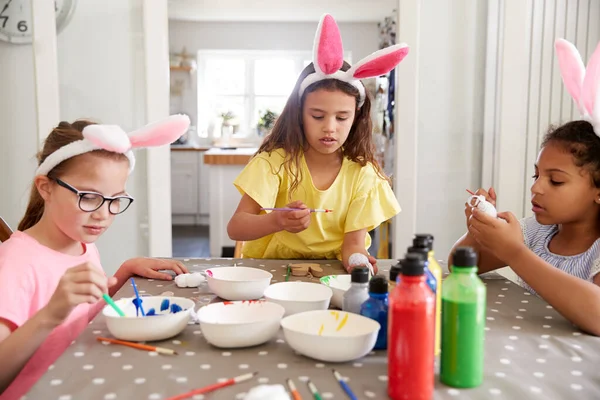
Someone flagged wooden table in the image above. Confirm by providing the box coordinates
[27,259,600,400]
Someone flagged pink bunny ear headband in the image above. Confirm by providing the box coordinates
[555,38,600,135]
[298,14,409,107]
[35,114,190,176]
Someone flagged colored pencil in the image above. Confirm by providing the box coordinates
[285,264,291,282]
[261,207,333,213]
[102,294,125,317]
[307,380,323,400]
[332,370,357,400]
[130,278,145,316]
[96,337,177,355]
[287,378,303,400]
[165,372,258,400]
[466,189,475,195]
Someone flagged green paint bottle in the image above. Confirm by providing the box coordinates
[440,246,486,388]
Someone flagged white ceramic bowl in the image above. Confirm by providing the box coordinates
[206,267,272,300]
[281,309,380,362]
[319,275,352,309]
[263,282,332,316]
[103,296,195,342]
[197,300,285,348]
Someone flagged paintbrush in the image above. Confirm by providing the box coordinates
[287,378,303,400]
[307,380,323,400]
[97,337,177,355]
[102,294,125,317]
[165,372,258,400]
[261,208,333,213]
[130,278,145,317]
[332,369,357,400]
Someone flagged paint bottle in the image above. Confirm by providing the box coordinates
[360,275,388,349]
[388,262,401,292]
[342,266,370,314]
[406,246,437,294]
[412,234,442,356]
[441,246,486,388]
[388,254,435,400]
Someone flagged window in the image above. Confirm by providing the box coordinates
[196,50,351,138]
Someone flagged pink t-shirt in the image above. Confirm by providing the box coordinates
[0,231,104,400]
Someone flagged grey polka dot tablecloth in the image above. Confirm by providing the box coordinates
[26,259,600,400]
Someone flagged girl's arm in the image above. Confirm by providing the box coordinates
[109,259,189,297]
[507,246,600,336]
[0,313,59,392]
[342,229,378,272]
[448,232,506,273]
[227,195,310,241]
[0,263,111,392]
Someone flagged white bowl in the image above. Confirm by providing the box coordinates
[206,267,272,300]
[197,300,285,348]
[319,275,352,309]
[264,282,332,316]
[103,296,194,342]
[281,310,380,362]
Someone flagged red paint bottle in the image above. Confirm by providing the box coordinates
[388,254,436,400]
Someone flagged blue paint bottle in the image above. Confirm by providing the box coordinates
[360,275,388,350]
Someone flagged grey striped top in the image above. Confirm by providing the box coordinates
[518,217,600,294]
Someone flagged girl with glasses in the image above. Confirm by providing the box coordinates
[0,115,190,398]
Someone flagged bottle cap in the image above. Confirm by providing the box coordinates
[413,234,433,251]
[399,254,425,276]
[453,246,478,267]
[389,264,401,283]
[369,275,388,294]
[406,246,428,261]
[350,266,369,283]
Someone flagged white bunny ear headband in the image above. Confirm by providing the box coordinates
[298,14,409,107]
[35,114,190,176]
[555,38,600,134]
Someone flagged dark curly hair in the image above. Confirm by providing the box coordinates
[541,120,600,187]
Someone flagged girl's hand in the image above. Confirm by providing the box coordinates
[42,263,117,326]
[468,209,525,264]
[125,258,189,281]
[274,200,311,233]
[344,254,379,274]
[465,187,497,227]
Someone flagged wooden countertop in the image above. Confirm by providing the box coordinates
[203,147,258,165]
[170,145,210,152]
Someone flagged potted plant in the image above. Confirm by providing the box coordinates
[257,109,279,137]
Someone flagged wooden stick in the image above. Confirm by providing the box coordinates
[96,337,177,355]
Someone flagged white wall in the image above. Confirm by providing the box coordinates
[0,44,38,232]
[412,0,488,261]
[168,20,380,126]
[56,0,150,275]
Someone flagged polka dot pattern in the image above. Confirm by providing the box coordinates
[28,260,598,399]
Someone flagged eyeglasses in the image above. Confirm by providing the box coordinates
[54,179,134,215]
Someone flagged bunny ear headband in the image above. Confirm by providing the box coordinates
[35,114,190,176]
[298,14,410,107]
[555,38,600,134]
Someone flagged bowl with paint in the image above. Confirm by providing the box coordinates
[103,296,195,342]
[205,267,272,301]
[263,282,332,316]
[196,300,285,348]
[280,310,380,362]
[319,275,352,309]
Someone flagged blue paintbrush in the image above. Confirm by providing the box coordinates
[130,278,146,316]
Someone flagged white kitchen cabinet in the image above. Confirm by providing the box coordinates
[170,149,209,225]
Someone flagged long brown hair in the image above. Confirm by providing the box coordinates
[18,120,128,231]
[257,61,388,195]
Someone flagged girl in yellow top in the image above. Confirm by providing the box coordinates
[227,14,409,271]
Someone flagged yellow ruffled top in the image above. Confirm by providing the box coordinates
[233,149,401,260]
